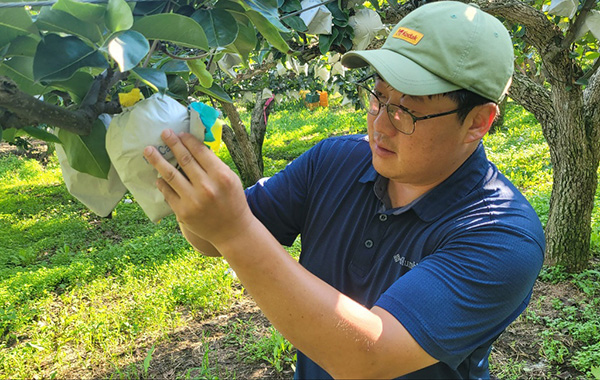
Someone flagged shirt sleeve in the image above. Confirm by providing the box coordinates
[245,139,324,246]
[374,223,544,369]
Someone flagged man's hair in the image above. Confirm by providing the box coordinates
[443,90,498,124]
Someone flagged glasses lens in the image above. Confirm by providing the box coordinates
[387,105,415,134]
[357,86,378,115]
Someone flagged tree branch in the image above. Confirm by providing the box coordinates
[584,64,600,139]
[562,0,597,49]
[508,71,553,125]
[0,75,121,135]
[477,0,562,54]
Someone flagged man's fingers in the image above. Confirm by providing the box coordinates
[160,129,208,183]
[156,178,179,204]
[143,145,192,195]
[178,132,228,176]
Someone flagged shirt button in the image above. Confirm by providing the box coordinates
[379,214,388,222]
[364,239,374,248]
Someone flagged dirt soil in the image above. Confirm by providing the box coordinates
[94,278,588,380]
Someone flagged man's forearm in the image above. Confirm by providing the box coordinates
[212,217,437,379]
[179,222,221,257]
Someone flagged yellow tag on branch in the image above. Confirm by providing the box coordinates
[118,88,144,107]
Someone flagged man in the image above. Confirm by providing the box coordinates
[144,1,545,378]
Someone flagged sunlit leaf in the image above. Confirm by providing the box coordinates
[132,14,208,50]
[106,0,134,32]
[0,8,37,48]
[226,18,257,64]
[52,0,107,24]
[245,10,291,54]
[33,34,108,82]
[107,30,149,72]
[187,59,213,88]
[239,0,289,32]
[57,119,111,179]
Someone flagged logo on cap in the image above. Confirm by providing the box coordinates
[392,27,423,45]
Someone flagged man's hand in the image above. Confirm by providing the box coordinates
[143,129,254,247]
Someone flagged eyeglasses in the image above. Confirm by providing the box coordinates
[356,76,466,135]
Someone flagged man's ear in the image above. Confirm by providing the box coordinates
[463,103,498,143]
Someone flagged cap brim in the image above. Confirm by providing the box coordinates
[341,49,461,96]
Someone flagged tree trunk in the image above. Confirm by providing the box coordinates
[483,0,600,272]
[543,89,598,272]
[219,97,273,188]
[249,95,275,175]
[490,97,507,133]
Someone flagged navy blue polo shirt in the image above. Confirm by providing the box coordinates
[245,135,545,379]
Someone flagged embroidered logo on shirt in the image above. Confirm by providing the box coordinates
[393,254,418,269]
[393,27,424,45]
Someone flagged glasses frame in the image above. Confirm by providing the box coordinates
[356,75,467,135]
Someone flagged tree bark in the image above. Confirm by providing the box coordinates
[249,95,275,175]
[219,100,263,188]
[0,75,121,135]
[482,0,600,272]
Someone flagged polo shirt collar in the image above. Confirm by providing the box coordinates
[359,143,490,222]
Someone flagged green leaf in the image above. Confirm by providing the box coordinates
[49,71,94,103]
[0,8,37,48]
[160,59,190,74]
[35,8,103,43]
[239,0,289,32]
[2,128,17,143]
[52,0,107,24]
[106,0,133,32]
[33,34,108,82]
[166,75,188,100]
[23,126,62,144]
[131,67,167,94]
[194,82,233,103]
[282,15,307,33]
[133,1,167,16]
[190,9,238,48]
[5,35,40,58]
[280,0,301,13]
[107,30,149,72]
[132,14,208,50]
[319,33,335,55]
[57,119,111,179]
[226,19,257,65]
[187,59,213,88]
[0,57,47,95]
[245,10,290,54]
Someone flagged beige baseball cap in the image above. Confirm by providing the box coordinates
[341,1,514,103]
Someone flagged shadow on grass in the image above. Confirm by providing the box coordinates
[95,296,294,380]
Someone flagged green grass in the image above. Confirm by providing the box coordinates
[0,99,599,378]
